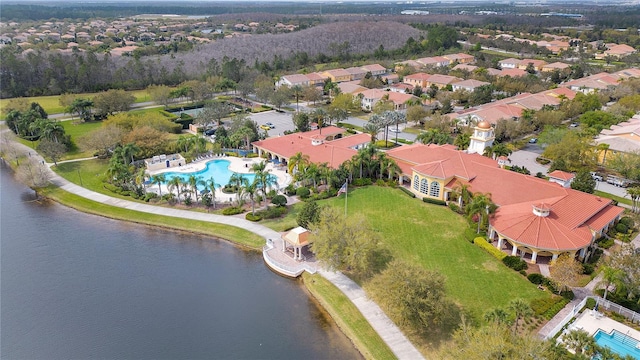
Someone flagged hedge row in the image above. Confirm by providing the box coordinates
[222,206,244,215]
[423,197,446,206]
[473,237,507,260]
[398,186,416,198]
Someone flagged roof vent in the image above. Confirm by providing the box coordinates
[532,202,551,217]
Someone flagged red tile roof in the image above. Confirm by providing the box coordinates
[548,170,575,181]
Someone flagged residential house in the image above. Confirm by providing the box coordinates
[416,56,450,68]
[358,89,418,111]
[321,68,352,83]
[548,170,575,188]
[426,74,462,89]
[542,62,570,72]
[498,58,521,69]
[305,72,328,87]
[403,72,431,89]
[337,81,368,95]
[443,53,475,64]
[601,44,637,59]
[388,83,414,93]
[516,59,547,72]
[451,79,490,92]
[276,74,311,88]
[345,67,368,81]
[452,64,478,72]
[594,115,640,165]
[498,68,528,78]
[361,63,387,76]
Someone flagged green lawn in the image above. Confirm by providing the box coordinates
[316,186,549,320]
[595,190,632,206]
[303,273,396,360]
[41,186,264,249]
[0,89,152,116]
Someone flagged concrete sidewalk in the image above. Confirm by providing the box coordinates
[6,137,424,360]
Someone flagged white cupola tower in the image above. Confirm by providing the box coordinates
[468,120,495,155]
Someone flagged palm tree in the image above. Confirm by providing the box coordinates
[244,179,259,215]
[466,192,497,234]
[176,136,193,154]
[484,308,510,326]
[597,266,623,300]
[288,152,310,177]
[167,176,184,203]
[291,84,303,112]
[304,163,321,192]
[135,168,148,194]
[188,175,204,204]
[626,186,640,213]
[205,177,217,208]
[416,129,451,145]
[150,173,166,197]
[508,298,533,335]
[121,143,140,166]
[251,161,276,209]
[451,183,473,209]
[363,122,382,144]
[562,329,595,355]
[491,142,512,160]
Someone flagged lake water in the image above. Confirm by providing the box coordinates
[0,164,361,359]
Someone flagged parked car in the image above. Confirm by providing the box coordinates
[266,122,275,129]
[606,175,630,187]
[204,128,216,136]
[260,124,271,130]
[528,138,538,144]
[570,122,579,128]
[590,172,603,181]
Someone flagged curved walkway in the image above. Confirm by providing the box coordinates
[5,138,424,360]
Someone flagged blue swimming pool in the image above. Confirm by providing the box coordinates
[593,329,640,359]
[163,159,257,191]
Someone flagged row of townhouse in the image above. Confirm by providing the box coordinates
[402,72,491,92]
[561,68,640,94]
[275,63,389,88]
[497,58,571,73]
[394,52,475,70]
[448,87,578,125]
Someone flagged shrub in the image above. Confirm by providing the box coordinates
[619,216,635,229]
[473,237,507,260]
[448,202,462,213]
[536,157,551,165]
[560,290,575,300]
[375,179,387,186]
[502,256,528,271]
[296,187,311,199]
[423,197,446,206]
[257,206,288,219]
[245,213,262,222]
[543,298,570,319]
[285,184,296,196]
[519,270,527,276]
[615,223,628,234]
[271,195,287,207]
[582,263,594,275]
[527,273,547,285]
[352,178,373,186]
[530,297,557,316]
[222,206,244,215]
[398,186,416,198]
[585,297,597,310]
[597,237,615,249]
[463,228,478,243]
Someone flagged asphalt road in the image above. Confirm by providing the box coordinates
[508,144,630,199]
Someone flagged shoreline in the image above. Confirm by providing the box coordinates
[0,144,402,359]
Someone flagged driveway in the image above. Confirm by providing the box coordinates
[509,146,630,199]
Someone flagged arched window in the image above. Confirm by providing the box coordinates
[420,178,428,194]
[429,181,440,197]
[413,175,419,190]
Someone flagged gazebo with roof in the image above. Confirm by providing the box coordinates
[281,226,313,261]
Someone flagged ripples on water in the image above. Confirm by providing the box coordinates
[0,164,361,360]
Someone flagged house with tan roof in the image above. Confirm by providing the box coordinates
[416,56,450,68]
[452,64,478,72]
[345,67,368,81]
[498,68,528,78]
[426,74,463,89]
[498,58,521,69]
[542,62,570,72]
[517,59,547,72]
[337,81,368,95]
[385,143,623,264]
[321,69,352,83]
[594,115,640,165]
[600,44,637,59]
[276,74,311,88]
[361,64,387,76]
[451,79,490,92]
[358,89,418,111]
[402,72,431,88]
[394,60,422,71]
[443,53,475,64]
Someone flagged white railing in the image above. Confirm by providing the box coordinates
[544,297,589,340]
[597,297,640,324]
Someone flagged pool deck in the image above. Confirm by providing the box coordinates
[567,309,640,340]
[146,155,292,202]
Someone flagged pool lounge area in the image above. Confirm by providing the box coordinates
[146,155,292,203]
[567,309,640,359]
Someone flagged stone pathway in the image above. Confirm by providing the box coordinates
[4,137,423,360]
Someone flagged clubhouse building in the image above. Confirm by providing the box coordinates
[252,125,624,264]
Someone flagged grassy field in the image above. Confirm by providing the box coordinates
[302,273,396,360]
[315,186,549,320]
[41,186,264,249]
[595,190,632,206]
[0,89,152,116]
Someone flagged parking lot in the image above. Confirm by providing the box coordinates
[250,111,295,136]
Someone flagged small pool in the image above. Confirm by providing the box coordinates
[162,159,258,191]
[593,329,640,359]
